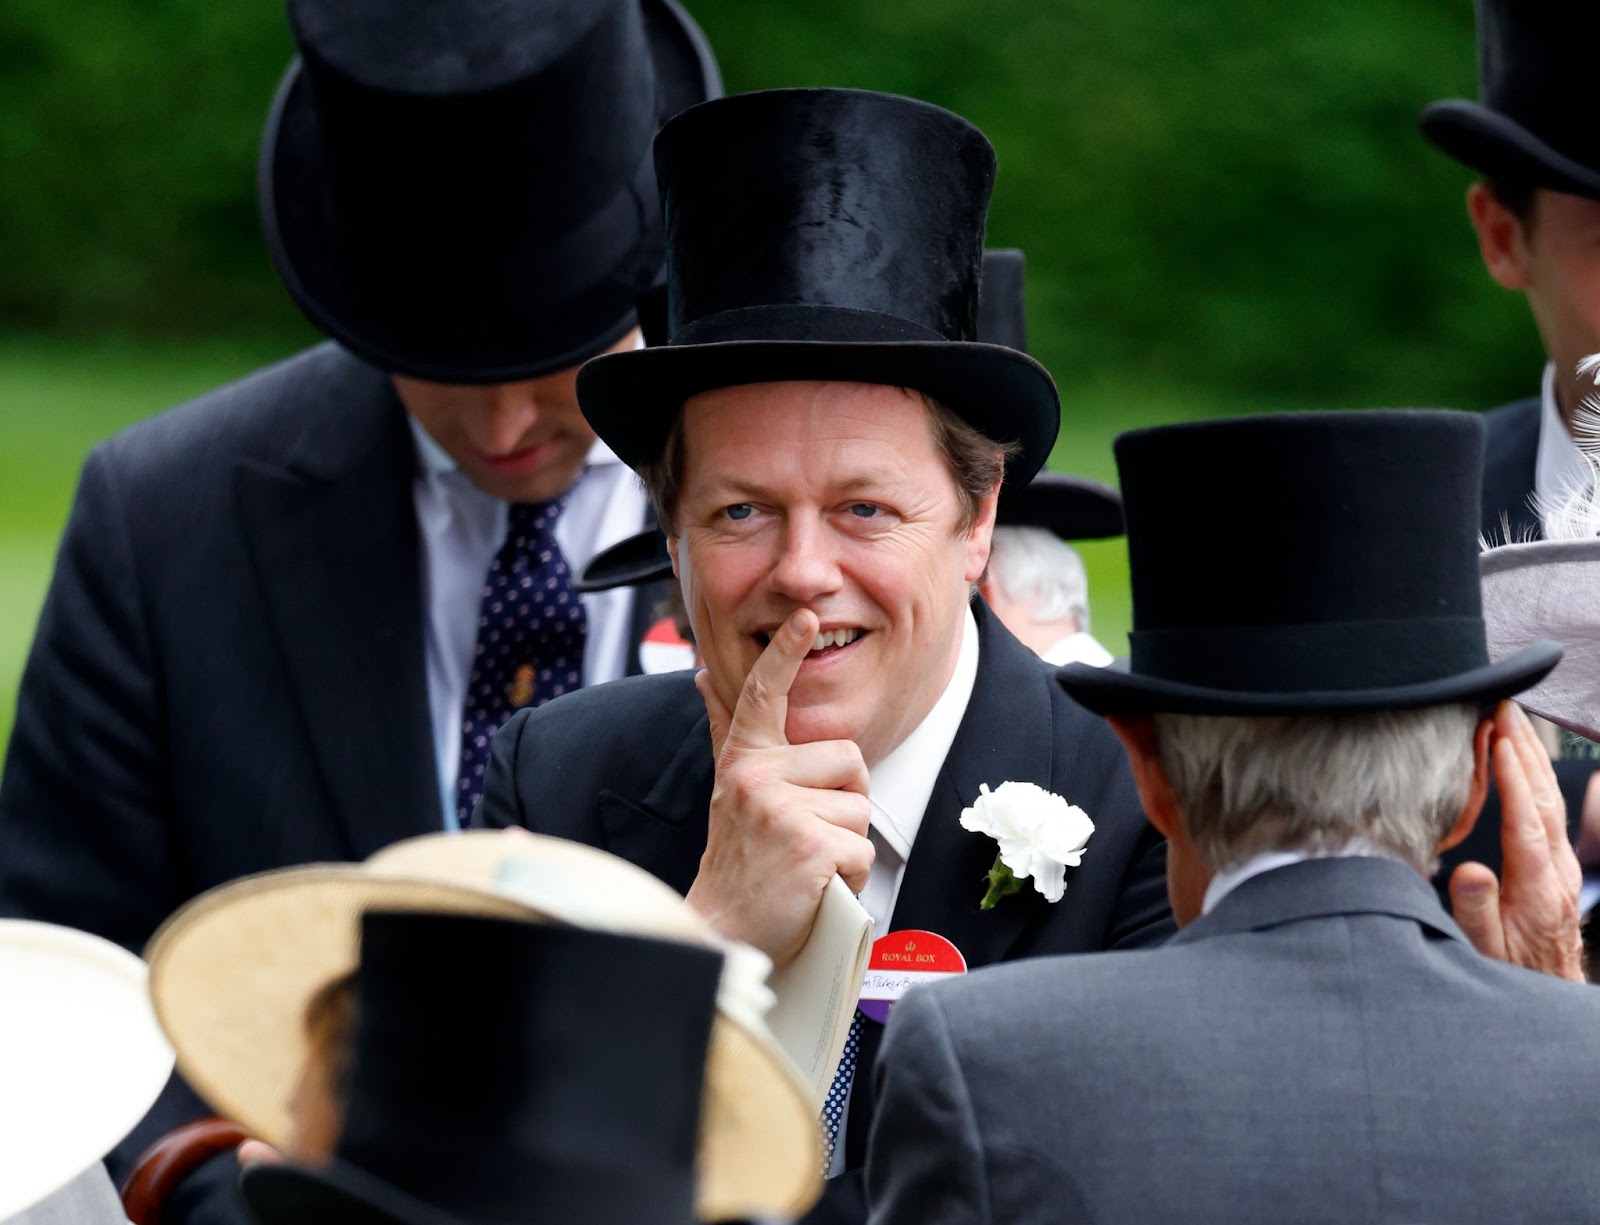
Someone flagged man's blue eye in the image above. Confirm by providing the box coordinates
[726,504,754,521]
[850,504,879,518]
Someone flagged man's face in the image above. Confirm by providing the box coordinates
[1471,187,1600,406]
[669,381,998,767]
[392,329,638,503]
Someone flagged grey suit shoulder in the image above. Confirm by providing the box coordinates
[869,856,1600,1225]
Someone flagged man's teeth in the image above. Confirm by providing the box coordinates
[810,628,862,651]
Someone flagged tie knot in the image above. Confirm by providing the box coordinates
[505,496,568,550]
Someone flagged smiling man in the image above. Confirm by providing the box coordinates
[475,87,1171,1225]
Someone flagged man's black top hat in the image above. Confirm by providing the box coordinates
[998,472,1123,541]
[261,0,721,383]
[239,912,719,1225]
[1057,411,1560,716]
[578,88,1060,484]
[1421,0,1600,199]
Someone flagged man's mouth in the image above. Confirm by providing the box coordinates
[754,627,867,657]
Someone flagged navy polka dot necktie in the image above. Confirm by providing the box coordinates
[455,497,586,826]
[821,1010,864,1171]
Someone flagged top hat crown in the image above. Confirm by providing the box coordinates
[578,88,1060,483]
[1057,410,1560,716]
[262,0,721,382]
[1420,0,1600,198]
[240,914,719,1225]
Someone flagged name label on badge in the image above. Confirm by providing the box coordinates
[859,929,966,1024]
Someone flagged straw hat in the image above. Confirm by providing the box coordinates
[1,920,175,1219]
[145,831,819,1222]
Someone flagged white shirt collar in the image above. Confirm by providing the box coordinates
[1202,838,1408,914]
[1534,360,1591,537]
[867,606,981,861]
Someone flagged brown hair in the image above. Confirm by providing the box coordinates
[639,386,1015,533]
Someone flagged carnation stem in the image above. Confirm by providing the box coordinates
[979,856,1023,910]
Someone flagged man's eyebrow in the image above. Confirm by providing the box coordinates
[690,471,908,502]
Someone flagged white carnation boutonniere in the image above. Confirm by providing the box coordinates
[959,781,1095,910]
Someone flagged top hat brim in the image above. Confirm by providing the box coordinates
[1055,640,1561,718]
[1482,538,1600,741]
[579,338,1060,484]
[0,922,176,1221]
[146,833,819,1223]
[1420,100,1600,199]
[575,529,673,592]
[260,0,720,383]
[998,473,1123,540]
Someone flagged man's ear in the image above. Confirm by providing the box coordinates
[666,533,681,581]
[962,478,1003,585]
[1106,714,1181,840]
[1466,182,1535,291]
[1438,715,1495,854]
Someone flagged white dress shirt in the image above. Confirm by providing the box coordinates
[1202,839,1407,914]
[408,419,649,827]
[1043,630,1114,668]
[1534,360,1591,539]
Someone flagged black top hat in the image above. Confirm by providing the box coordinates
[998,472,1123,541]
[1420,0,1600,198]
[261,0,721,383]
[1056,411,1561,716]
[578,88,1060,484]
[239,913,720,1225]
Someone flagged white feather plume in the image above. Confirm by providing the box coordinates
[1530,353,1600,543]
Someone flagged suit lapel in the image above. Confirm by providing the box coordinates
[597,712,714,894]
[1480,397,1541,544]
[236,352,440,859]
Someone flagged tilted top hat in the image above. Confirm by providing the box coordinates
[262,0,721,383]
[147,831,819,1222]
[1420,0,1600,198]
[578,88,1060,483]
[997,472,1123,542]
[1057,410,1561,716]
[239,915,721,1225]
[1,921,175,1220]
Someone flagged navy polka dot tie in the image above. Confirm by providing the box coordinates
[821,1009,864,1171]
[455,497,586,826]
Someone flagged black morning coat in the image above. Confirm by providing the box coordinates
[0,341,661,1225]
[476,597,1174,1225]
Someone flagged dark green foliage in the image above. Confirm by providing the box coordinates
[0,0,1546,406]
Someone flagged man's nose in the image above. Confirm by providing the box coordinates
[769,517,844,603]
[477,381,541,452]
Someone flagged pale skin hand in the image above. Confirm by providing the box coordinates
[688,608,874,968]
[1449,702,1586,984]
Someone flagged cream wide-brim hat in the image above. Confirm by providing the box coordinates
[145,831,820,1222]
[1,920,176,1220]
[1482,538,1600,740]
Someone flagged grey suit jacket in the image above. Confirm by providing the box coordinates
[868,856,1600,1225]
[6,1167,127,1225]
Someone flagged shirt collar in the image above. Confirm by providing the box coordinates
[1202,838,1408,914]
[1534,360,1591,536]
[867,606,981,861]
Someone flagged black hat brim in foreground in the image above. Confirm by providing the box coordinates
[1056,641,1562,718]
[578,338,1060,484]
[1420,100,1600,199]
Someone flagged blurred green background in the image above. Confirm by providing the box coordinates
[0,0,1546,748]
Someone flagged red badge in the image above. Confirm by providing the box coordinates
[858,929,966,1024]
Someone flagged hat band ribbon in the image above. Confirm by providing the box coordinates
[1129,616,1489,692]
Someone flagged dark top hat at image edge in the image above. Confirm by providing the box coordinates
[1056,411,1560,717]
[239,913,719,1225]
[1419,0,1600,199]
[578,88,1060,484]
[261,0,721,383]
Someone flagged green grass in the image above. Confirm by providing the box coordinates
[0,336,1258,752]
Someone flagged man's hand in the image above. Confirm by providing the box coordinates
[1449,701,1585,983]
[686,609,874,967]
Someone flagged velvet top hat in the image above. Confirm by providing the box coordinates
[1420,0,1600,199]
[147,831,819,1222]
[1056,410,1561,716]
[578,88,1060,484]
[261,0,721,383]
[239,914,719,1225]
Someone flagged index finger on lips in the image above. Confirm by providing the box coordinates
[724,608,819,755]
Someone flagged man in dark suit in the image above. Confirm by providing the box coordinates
[475,87,1171,1224]
[867,411,1600,1225]
[1421,0,1600,908]
[0,0,717,1218]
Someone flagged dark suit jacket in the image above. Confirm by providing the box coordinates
[868,856,1600,1225]
[0,341,652,1222]
[1479,395,1541,545]
[477,599,1173,1224]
